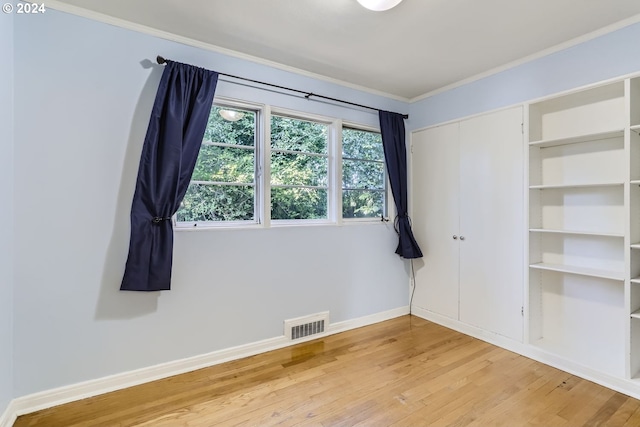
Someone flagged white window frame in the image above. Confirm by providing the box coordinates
[174,97,392,230]
[175,98,265,229]
[268,108,338,226]
[340,122,391,223]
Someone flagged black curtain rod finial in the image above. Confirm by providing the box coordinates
[157,55,167,65]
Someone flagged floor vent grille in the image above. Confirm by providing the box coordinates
[285,312,329,341]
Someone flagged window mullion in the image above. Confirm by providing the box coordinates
[261,105,272,227]
[333,119,343,225]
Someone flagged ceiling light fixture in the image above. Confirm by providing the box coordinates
[219,109,244,122]
[357,0,403,11]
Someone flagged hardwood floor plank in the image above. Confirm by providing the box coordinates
[583,393,631,426]
[606,398,640,426]
[13,316,640,427]
[622,405,640,426]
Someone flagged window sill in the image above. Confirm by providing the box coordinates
[343,217,390,225]
[174,218,390,231]
[174,222,263,232]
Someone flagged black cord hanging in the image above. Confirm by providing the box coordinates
[156,56,409,119]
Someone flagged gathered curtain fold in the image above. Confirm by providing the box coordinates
[379,110,423,259]
[121,60,219,291]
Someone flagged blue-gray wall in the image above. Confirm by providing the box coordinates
[0,9,14,415]
[408,21,640,130]
[5,4,640,407]
[11,10,409,396]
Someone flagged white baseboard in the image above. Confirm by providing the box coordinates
[0,400,17,427]
[411,305,640,401]
[0,306,409,424]
[410,306,529,355]
[329,306,409,334]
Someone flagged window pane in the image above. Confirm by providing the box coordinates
[342,128,386,219]
[178,184,254,222]
[203,106,256,146]
[343,128,384,161]
[271,115,328,154]
[271,152,328,187]
[178,104,257,224]
[342,190,385,219]
[191,145,255,184]
[342,159,384,190]
[271,188,327,220]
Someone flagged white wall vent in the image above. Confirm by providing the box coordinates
[284,311,329,341]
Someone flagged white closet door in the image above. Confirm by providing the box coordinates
[411,122,460,319]
[458,106,524,341]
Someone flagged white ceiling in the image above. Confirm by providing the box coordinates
[49,0,640,100]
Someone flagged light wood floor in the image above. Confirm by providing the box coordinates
[14,315,640,426]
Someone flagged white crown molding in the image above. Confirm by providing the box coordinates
[41,0,410,103]
[410,12,640,103]
[0,306,408,422]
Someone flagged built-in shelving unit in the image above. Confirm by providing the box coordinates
[528,80,627,378]
[629,76,640,379]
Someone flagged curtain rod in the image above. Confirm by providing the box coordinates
[156,56,408,119]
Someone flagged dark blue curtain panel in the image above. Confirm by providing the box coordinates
[379,110,423,259]
[121,61,219,291]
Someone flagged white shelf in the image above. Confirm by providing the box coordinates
[529,262,624,281]
[631,277,640,284]
[631,243,640,249]
[529,228,624,238]
[631,180,640,186]
[632,310,640,319]
[529,130,624,148]
[631,124,640,134]
[529,182,624,190]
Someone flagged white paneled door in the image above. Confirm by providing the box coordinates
[411,106,524,342]
[411,122,460,320]
[458,107,524,342]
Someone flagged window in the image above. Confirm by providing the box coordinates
[342,127,386,219]
[270,114,330,220]
[177,105,258,224]
[176,100,388,227]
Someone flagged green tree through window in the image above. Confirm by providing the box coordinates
[270,115,329,220]
[176,103,388,226]
[342,128,386,218]
[177,106,257,222]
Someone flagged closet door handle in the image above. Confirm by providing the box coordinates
[453,235,458,240]
[459,236,465,241]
